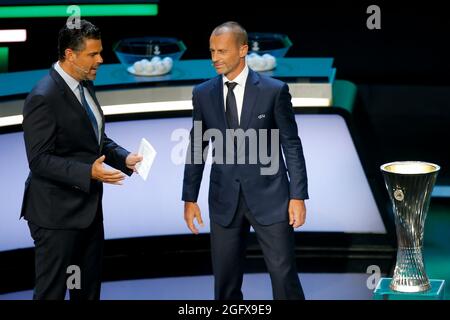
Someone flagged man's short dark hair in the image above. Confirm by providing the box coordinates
[58,20,101,61]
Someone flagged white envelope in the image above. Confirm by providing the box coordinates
[135,138,157,181]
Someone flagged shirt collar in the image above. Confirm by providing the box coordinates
[223,63,249,88]
[53,61,81,92]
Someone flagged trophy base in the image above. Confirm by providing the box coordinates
[374,278,445,300]
[390,282,431,293]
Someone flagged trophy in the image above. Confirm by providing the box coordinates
[380,161,440,292]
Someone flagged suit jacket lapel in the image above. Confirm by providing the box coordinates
[85,81,105,148]
[240,69,260,131]
[49,68,100,146]
[210,75,228,131]
[85,81,103,117]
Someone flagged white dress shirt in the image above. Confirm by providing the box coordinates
[53,61,103,140]
[222,64,249,125]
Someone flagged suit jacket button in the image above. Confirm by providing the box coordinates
[235,179,239,182]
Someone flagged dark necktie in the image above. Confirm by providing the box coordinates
[78,83,99,142]
[225,81,239,129]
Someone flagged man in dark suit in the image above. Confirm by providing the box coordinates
[21,20,142,300]
[182,22,309,300]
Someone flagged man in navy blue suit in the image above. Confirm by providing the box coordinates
[21,20,142,300]
[182,21,309,300]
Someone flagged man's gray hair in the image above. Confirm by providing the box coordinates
[211,21,248,46]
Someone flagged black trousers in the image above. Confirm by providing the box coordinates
[210,191,305,300]
[28,214,104,300]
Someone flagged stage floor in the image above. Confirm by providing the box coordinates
[0,273,375,300]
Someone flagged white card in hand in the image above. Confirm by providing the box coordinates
[135,138,157,181]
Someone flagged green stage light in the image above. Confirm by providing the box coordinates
[0,4,158,18]
[0,47,8,72]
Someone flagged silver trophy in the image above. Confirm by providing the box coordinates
[380,161,440,292]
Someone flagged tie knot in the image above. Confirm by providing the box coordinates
[78,81,89,90]
[226,81,237,91]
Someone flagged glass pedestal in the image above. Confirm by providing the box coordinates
[373,278,445,300]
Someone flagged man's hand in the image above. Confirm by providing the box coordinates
[184,201,204,234]
[91,155,126,185]
[126,153,143,172]
[289,199,306,228]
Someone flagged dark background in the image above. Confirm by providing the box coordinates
[0,0,448,84]
[1,0,449,182]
